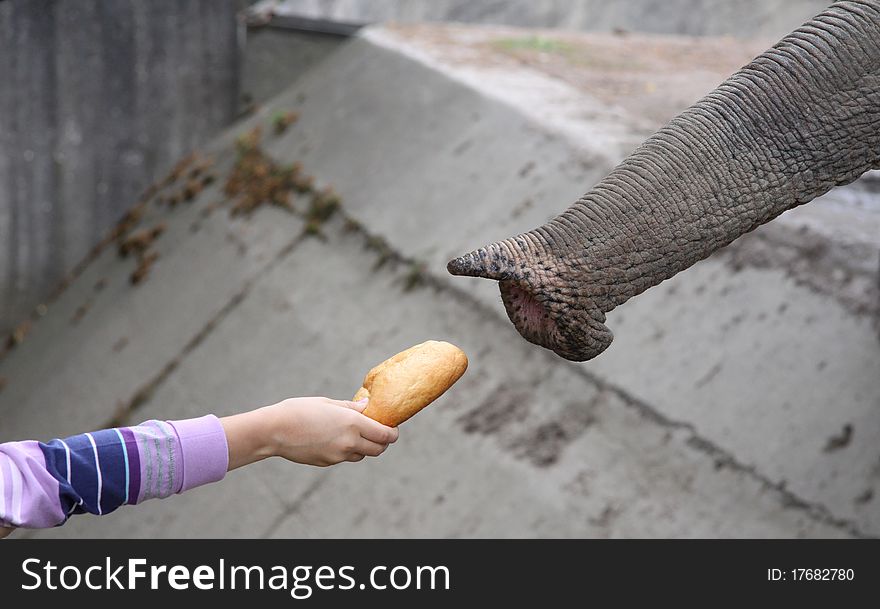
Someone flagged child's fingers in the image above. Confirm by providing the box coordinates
[353,438,389,458]
[357,417,399,445]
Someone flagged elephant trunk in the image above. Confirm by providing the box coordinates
[449,0,880,361]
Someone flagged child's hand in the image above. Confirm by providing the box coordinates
[221,397,399,470]
[265,397,399,466]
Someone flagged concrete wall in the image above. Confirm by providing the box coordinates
[252,0,831,40]
[0,0,243,334]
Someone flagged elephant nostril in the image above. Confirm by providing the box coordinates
[507,284,547,328]
[499,280,559,350]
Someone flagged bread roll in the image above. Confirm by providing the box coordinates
[353,340,468,426]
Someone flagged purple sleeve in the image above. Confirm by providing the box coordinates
[0,441,66,529]
[167,416,230,492]
[0,415,228,530]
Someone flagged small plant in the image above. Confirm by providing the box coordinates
[118,223,166,258]
[293,173,314,194]
[226,128,304,216]
[401,261,428,292]
[365,235,393,270]
[272,110,299,135]
[6,320,32,349]
[342,217,362,233]
[235,127,262,157]
[161,153,197,187]
[130,251,159,285]
[302,187,341,238]
[109,202,147,241]
[183,177,206,201]
[188,156,214,180]
[492,36,574,55]
[310,188,340,221]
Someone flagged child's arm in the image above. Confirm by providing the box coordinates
[221,397,398,470]
[0,396,396,536]
[0,415,228,531]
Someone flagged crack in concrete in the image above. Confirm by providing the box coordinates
[104,233,306,428]
[720,223,880,333]
[569,368,873,539]
[260,476,328,539]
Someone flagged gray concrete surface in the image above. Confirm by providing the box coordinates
[251,0,829,39]
[241,26,348,106]
[0,0,244,336]
[1,23,877,538]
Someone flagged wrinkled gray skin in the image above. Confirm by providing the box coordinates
[448,0,880,362]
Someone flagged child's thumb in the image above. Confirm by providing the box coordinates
[342,397,369,413]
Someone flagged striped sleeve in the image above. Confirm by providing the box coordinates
[0,415,228,530]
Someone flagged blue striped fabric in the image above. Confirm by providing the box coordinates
[90,429,128,515]
[38,425,163,522]
[40,435,102,518]
[38,439,79,517]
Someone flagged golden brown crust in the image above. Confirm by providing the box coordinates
[353,340,468,426]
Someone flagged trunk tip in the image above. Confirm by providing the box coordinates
[448,243,519,280]
[446,252,480,277]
